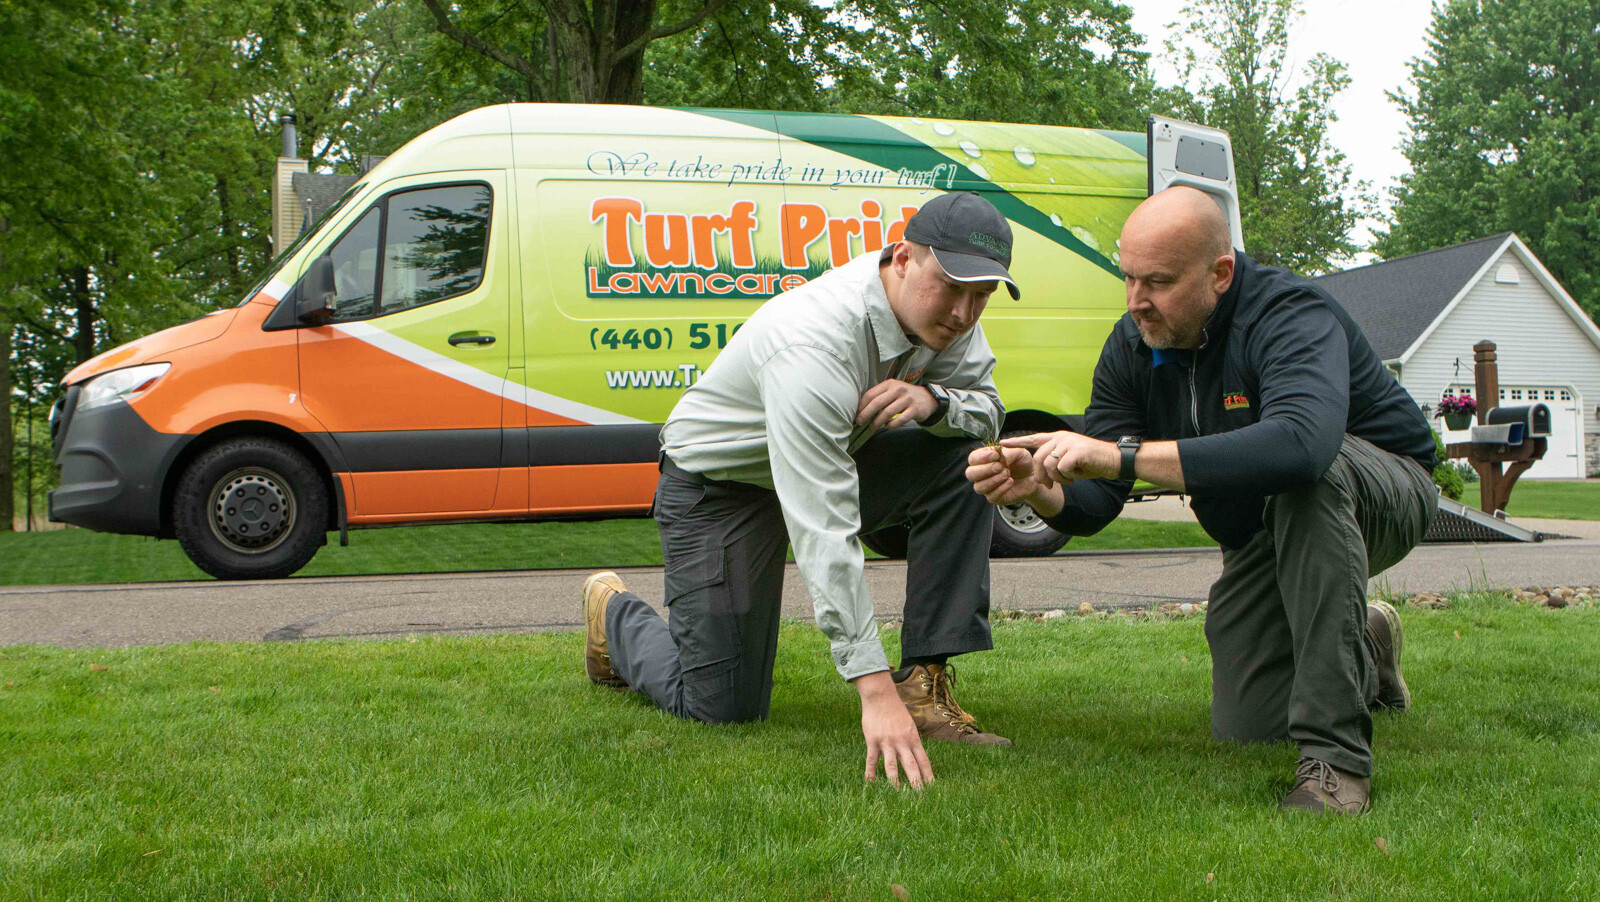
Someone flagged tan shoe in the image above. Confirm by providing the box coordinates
[1367,599,1410,711]
[893,663,1011,746]
[1279,757,1370,814]
[583,571,628,689]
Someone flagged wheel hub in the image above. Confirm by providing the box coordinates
[209,468,295,553]
[998,501,1049,535]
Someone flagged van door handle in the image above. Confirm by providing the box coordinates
[448,332,495,346]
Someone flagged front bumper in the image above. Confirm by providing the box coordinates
[48,400,188,537]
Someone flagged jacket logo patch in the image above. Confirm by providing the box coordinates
[1223,392,1251,411]
[904,367,927,384]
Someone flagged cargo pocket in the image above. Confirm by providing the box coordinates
[664,546,745,720]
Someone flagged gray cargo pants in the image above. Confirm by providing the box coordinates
[605,428,994,724]
[1205,434,1437,776]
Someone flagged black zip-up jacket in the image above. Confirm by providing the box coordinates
[1045,251,1438,550]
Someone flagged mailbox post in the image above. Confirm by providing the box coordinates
[1445,341,1548,515]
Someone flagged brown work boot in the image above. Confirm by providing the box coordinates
[893,663,1011,746]
[583,571,628,689]
[1279,757,1371,814]
[1367,599,1411,711]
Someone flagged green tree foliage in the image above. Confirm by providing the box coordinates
[1374,0,1599,319]
[842,0,1156,129]
[1159,0,1368,273]
[418,0,730,104]
[0,0,426,526]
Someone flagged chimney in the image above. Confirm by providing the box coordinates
[271,113,308,253]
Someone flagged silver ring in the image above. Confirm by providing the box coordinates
[1047,452,1061,459]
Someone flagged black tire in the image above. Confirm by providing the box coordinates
[988,428,1070,557]
[172,437,329,580]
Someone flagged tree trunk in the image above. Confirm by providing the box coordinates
[0,316,13,532]
[71,266,94,364]
[603,0,656,103]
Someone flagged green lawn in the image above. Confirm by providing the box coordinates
[3,595,1596,899]
[0,518,1215,586]
[1502,479,1600,520]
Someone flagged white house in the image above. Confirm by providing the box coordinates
[1315,233,1600,479]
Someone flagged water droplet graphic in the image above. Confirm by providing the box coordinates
[1050,213,1063,227]
[1014,146,1036,166]
[933,122,955,136]
[967,162,990,179]
[959,140,982,158]
[1072,227,1100,251]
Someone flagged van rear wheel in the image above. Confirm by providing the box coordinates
[173,437,328,580]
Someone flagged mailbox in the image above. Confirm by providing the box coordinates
[1486,403,1552,437]
[1470,423,1524,446]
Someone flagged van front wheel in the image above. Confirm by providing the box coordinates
[173,438,329,580]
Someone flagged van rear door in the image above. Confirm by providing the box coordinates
[1147,116,1245,251]
[296,171,514,518]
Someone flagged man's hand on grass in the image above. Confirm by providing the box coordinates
[856,379,937,434]
[853,670,933,789]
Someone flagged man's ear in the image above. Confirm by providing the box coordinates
[892,241,913,278]
[1211,251,1235,295]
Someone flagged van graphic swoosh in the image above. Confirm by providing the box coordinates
[688,109,1133,278]
[333,321,646,426]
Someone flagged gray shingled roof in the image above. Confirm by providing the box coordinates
[290,171,360,232]
[1313,233,1512,360]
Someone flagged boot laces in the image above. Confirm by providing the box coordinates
[930,666,980,732]
[1295,757,1341,795]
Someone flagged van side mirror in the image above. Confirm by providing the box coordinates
[296,256,337,322]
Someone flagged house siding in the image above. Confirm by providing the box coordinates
[1399,250,1600,447]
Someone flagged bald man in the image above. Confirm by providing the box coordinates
[968,186,1438,814]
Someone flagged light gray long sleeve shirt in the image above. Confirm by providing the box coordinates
[659,247,1004,680]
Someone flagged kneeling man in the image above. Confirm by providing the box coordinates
[969,187,1437,813]
[586,192,1018,789]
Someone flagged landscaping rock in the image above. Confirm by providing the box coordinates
[1077,602,1095,615]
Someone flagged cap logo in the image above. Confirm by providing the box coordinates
[967,230,1009,257]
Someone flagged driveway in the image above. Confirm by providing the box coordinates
[3,528,1597,648]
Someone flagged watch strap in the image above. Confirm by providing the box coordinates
[920,384,950,426]
[1117,435,1142,481]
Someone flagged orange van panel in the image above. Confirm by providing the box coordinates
[530,462,657,513]
[127,302,319,437]
[351,468,503,517]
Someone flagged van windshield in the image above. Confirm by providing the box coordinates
[235,182,366,306]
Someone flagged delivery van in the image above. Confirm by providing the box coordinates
[48,105,1242,579]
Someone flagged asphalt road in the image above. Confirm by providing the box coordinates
[5,536,1600,648]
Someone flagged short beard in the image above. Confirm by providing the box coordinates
[1136,321,1174,350]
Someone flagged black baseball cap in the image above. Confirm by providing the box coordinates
[903,191,1020,299]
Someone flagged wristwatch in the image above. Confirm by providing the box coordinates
[920,383,950,426]
[1116,435,1143,481]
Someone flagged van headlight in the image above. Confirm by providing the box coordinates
[76,363,172,413]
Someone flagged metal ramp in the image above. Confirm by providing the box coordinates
[1424,496,1541,543]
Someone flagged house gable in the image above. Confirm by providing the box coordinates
[1401,246,1600,435]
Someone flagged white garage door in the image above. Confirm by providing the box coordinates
[1442,384,1583,478]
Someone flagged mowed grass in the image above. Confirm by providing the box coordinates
[3,597,1598,899]
[0,518,1214,586]
[1502,479,1600,520]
